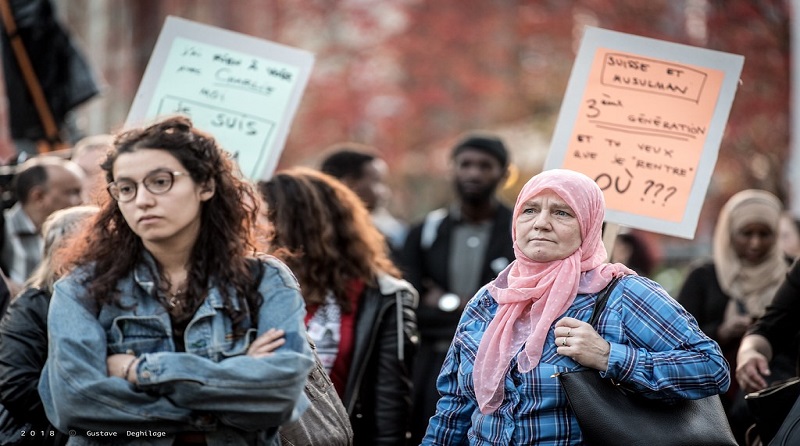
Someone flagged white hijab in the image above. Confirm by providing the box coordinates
[712,189,786,319]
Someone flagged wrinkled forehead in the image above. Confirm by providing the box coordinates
[518,189,572,209]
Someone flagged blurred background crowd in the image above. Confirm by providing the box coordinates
[0,1,793,298]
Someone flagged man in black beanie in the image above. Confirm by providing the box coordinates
[400,132,515,444]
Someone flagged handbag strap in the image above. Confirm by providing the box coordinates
[587,275,623,328]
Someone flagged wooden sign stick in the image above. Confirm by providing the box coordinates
[602,222,621,262]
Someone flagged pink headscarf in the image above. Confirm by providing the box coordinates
[473,169,634,414]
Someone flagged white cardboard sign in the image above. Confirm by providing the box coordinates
[125,16,315,180]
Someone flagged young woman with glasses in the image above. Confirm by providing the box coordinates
[38,116,314,445]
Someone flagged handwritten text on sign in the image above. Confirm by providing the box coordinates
[126,17,314,180]
[142,36,301,177]
[563,49,724,222]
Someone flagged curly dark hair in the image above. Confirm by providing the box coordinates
[257,167,399,312]
[61,116,263,334]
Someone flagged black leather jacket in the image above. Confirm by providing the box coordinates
[344,274,419,446]
[0,287,67,445]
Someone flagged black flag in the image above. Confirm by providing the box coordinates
[0,0,99,143]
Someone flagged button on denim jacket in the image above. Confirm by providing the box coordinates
[39,254,314,446]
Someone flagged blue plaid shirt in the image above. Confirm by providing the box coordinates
[421,275,730,445]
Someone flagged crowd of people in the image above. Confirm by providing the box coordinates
[0,115,796,445]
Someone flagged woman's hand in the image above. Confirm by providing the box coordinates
[736,347,771,393]
[247,328,286,358]
[554,317,610,371]
[107,353,139,384]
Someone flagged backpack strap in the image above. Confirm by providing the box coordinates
[245,257,266,327]
[420,208,447,250]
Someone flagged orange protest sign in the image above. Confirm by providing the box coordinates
[564,49,723,222]
[546,28,744,239]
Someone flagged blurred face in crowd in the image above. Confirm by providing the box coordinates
[731,222,776,264]
[74,145,109,177]
[515,190,582,262]
[453,148,507,205]
[73,139,113,203]
[41,164,83,218]
[110,149,214,250]
[345,158,389,212]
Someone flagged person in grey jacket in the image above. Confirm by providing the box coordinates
[38,116,314,445]
[259,167,419,446]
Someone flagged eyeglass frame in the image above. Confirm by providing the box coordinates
[107,169,188,203]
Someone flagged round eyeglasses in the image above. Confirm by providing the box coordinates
[107,170,187,203]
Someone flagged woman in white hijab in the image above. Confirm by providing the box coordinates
[677,189,788,440]
[678,190,786,352]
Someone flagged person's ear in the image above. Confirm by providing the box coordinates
[26,185,47,205]
[199,179,216,201]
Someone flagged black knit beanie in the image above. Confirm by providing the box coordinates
[451,134,509,168]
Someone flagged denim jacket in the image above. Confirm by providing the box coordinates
[38,254,314,446]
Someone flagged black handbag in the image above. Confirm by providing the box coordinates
[557,276,737,446]
[744,377,800,445]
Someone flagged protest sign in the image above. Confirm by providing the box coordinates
[125,16,314,180]
[545,27,743,239]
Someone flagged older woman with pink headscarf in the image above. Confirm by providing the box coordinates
[421,169,729,445]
